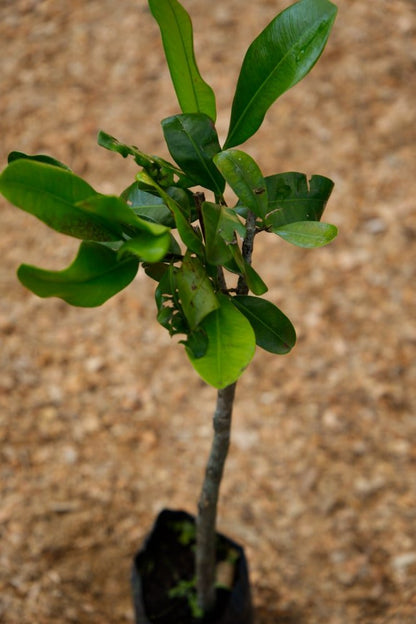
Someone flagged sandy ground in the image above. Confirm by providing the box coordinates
[0,0,415,622]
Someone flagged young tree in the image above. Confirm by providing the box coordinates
[0,0,337,617]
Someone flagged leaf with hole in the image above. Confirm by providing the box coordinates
[155,265,188,336]
[265,172,334,228]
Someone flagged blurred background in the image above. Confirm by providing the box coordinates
[0,1,415,622]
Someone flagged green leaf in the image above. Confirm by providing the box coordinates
[180,328,208,359]
[186,294,256,389]
[273,220,338,247]
[99,131,191,187]
[121,183,175,227]
[97,130,153,168]
[155,265,188,335]
[122,184,164,207]
[132,204,175,228]
[76,194,169,238]
[176,254,219,329]
[232,295,296,354]
[126,182,197,225]
[143,262,170,282]
[8,151,71,170]
[17,241,139,307]
[118,231,171,263]
[166,186,197,221]
[137,171,204,257]
[148,0,216,121]
[224,0,337,148]
[201,202,245,265]
[0,159,122,241]
[214,149,268,219]
[161,113,225,195]
[265,172,334,228]
[229,244,268,296]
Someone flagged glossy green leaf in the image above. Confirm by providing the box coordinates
[180,328,208,359]
[17,242,139,307]
[76,194,169,238]
[161,113,225,195]
[122,184,165,207]
[233,295,296,354]
[224,0,337,148]
[132,204,175,228]
[0,159,124,241]
[186,294,256,389]
[118,231,171,263]
[273,220,338,247]
[143,262,170,282]
[143,262,169,282]
[214,149,268,219]
[122,183,174,227]
[176,254,219,329]
[201,202,245,265]
[166,187,197,221]
[148,0,216,121]
[8,151,71,170]
[265,172,334,228]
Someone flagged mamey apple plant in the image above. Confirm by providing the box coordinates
[0,0,337,618]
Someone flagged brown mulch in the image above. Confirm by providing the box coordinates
[1,1,415,622]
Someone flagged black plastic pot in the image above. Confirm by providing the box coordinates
[131,509,253,624]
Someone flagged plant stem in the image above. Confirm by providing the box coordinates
[196,382,236,614]
[195,210,257,614]
[237,210,257,295]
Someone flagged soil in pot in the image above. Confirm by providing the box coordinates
[132,509,253,624]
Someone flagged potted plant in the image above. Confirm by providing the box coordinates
[0,0,338,621]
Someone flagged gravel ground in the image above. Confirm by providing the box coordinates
[1,1,415,622]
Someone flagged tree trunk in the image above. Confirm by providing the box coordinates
[195,209,256,614]
[196,382,237,614]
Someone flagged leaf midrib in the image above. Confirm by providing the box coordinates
[178,118,222,194]
[5,179,118,238]
[226,17,326,147]
[237,301,289,344]
[166,0,200,113]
